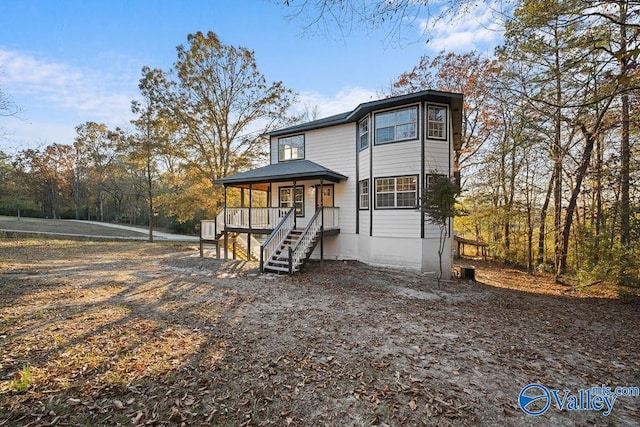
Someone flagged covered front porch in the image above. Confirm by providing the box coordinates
[202,160,347,274]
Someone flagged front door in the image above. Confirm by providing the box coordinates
[316,184,334,208]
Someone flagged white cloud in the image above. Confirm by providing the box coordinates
[0,118,77,152]
[298,86,378,118]
[419,1,504,54]
[0,48,137,127]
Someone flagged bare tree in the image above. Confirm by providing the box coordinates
[0,85,21,140]
[278,0,483,43]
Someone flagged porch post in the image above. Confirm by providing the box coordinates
[224,186,228,260]
[320,179,324,266]
[293,180,297,229]
[268,183,272,227]
[247,184,253,259]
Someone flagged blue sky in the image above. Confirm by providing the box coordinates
[0,0,503,152]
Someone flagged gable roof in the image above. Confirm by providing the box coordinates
[215,159,348,189]
[266,89,463,151]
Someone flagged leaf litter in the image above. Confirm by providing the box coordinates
[0,238,638,426]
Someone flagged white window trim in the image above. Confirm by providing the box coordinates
[278,134,305,162]
[426,104,448,141]
[374,175,418,209]
[374,105,419,145]
[358,117,369,151]
[358,179,369,210]
[279,186,305,217]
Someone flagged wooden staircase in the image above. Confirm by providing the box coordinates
[262,228,320,274]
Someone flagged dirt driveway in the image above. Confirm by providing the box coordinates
[0,238,638,426]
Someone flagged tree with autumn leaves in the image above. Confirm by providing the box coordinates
[2,3,638,287]
[387,2,639,285]
[2,31,297,232]
[129,31,297,227]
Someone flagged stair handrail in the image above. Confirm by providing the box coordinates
[260,207,296,272]
[288,207,323,274]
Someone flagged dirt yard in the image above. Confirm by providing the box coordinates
[0,237,638,426]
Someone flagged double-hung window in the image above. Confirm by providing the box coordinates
[427,105,447,140]
[279,186,304,216]
[278,135,305,161]
[375,176,418,209]
[358,179,369,210]
[374,106,418,144]
[358,117,369,151]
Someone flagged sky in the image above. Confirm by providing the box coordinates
[0,0,504,153]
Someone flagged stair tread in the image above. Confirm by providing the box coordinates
[264,265,298,273]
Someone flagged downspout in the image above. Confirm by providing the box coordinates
[421,103,425,239]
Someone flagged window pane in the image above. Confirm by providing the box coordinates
[359,118,368,133]
[429,106,445,122]
[359,180,369,209]
[375,111,395,128]
[376,178,394,193]
[280,188,291,203]
[279,135,305,161]
[427,106,446,139]
[396,177,416,191]
[396,123,416,140]
[376,193,395,208]
[376,127,394,143]
[396,108,416,124]
[397,192,416,207]
[374,107,417,144]
[375,176,417,208]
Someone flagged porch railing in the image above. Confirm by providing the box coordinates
[225,207,291,229]
[200,210,224,240]
[260,207,295,272]
[288,207,324,274]
[321,207,340,230]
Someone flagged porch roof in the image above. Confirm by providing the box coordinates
[215,159,348,190]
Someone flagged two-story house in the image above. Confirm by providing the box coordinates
[203,90,463,276]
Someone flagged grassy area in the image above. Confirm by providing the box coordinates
[0,216,149,239]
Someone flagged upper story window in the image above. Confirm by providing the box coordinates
[427,105,447,140]
[278,134,305,161]
[374,106,418,145]
[358,117,369,151]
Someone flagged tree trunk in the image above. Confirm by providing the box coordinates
[619,1,630,248]
[594,134,603,262]
[537,173,554,266]
[553,46,563,280]
[147,152,154,243]
[560,125,596,272]
[98,181,104,222]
